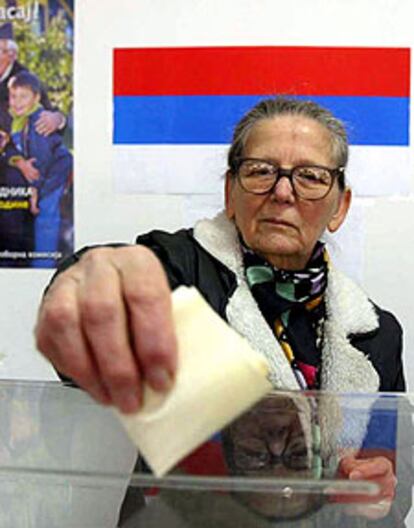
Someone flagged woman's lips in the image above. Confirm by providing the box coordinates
[260,218,296,229]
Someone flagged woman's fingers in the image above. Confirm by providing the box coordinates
[36,266,110,404]
[331,454,397,520]
[340,455,396,499]
[117,246,178,391]
[35,246,178,414]
[341,454,394,480]
[79,249,142,413]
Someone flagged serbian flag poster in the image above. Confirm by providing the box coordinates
[112,46,409,197]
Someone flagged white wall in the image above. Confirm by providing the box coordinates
[1,0,414,391]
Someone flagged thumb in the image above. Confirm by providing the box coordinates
[339,455,360,477]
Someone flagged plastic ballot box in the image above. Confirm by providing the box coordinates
[0,381,412,528]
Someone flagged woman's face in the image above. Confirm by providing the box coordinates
[225,115,351,270]
[223,396,323,520]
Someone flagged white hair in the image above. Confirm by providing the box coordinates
[228,96,349,173]
[6,39,18,55]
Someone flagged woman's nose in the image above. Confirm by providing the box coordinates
[270,174,295,203]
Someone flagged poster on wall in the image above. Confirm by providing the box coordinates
[0,0,73,269]
[112,46,410,198]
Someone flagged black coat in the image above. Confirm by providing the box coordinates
[59,219,405,393]
[136,225,405,392]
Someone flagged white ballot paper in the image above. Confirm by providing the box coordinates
[117,286,272,477]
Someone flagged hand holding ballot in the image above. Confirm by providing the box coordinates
[36,245,179,413]
[37,248,272,476]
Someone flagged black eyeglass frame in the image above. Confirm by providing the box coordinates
[232,158,346,201]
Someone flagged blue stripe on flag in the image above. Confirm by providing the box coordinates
[113,95,409,146]
[362,409,398,450]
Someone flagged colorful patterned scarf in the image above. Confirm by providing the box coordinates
[242,240,329,390]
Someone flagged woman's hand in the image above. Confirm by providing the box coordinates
[35,246,178,414]
[333,454,397,520]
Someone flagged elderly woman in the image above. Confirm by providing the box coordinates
[36,97,404,519]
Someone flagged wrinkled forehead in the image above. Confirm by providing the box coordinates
[244,114,336,164]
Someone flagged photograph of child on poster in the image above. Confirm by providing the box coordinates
[0,0,73,269]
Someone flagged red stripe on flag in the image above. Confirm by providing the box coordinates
[113,46,410,97]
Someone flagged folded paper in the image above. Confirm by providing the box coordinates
[117,286,272,476]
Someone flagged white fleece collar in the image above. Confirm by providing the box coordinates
[193,211,380,393]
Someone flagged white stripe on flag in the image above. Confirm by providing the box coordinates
[113,144,410,197]
[113,145,228,195]
[347,145,410,197]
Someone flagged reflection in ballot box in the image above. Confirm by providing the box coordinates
[0,381,412,527]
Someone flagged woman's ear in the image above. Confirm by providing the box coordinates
[225,171,235,219]
[327,187,352,233]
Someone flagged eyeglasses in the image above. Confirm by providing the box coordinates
[233,158,345,201]
[231,441,310,471]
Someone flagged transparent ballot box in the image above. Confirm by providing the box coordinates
[0,381,412,527]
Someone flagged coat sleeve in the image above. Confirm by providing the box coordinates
[351,308,405,392]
